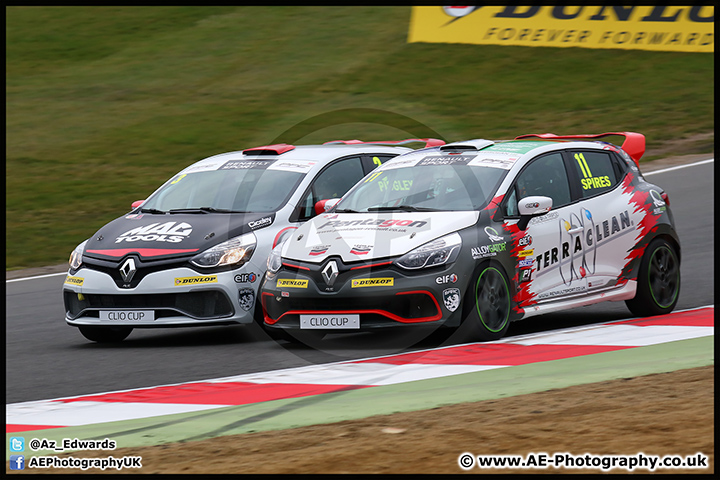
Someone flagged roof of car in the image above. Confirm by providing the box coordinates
[188,139,449,166]
[241,143,416,160]
[171,143,415,177]
[384,132,644,167]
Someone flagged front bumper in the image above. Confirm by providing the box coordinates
[63,262,263,327]
[261,259,468,331]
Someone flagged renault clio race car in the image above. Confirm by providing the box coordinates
[260,132,681,342]
[63,139,446,342]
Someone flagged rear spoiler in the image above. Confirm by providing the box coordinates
[323,138,446,148]
[243,143,295,155]
[440,139,494,151]
[514,132,645,164]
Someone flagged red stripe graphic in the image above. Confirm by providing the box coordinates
[61,382,369,405]
[86,248,198,257]
[354,344,629,366]
[7,424,65,433]
[612,306,713,327]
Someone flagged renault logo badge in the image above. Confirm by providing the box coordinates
[119,258,137,283]
[321,260,339,286]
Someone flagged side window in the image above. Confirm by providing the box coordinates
[505,187,518,216]
[297,156,364,221]
[361,154,396,173]
[572,151,619,198]
[510,153,571,214]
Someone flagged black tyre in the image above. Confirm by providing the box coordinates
[625,238,680,317]
[78,326,133,343]
[463,265,512,341]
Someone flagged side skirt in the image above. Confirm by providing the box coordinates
[514,280,637,320]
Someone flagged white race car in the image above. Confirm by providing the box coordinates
[261,132,681,342]
[63,139,444,342]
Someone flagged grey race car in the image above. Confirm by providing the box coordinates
[63,139,444,342]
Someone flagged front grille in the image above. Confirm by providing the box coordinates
[64,290,233,320]
[263,291,440,324]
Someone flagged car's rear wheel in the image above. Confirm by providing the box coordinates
[78,326,133,343]
[625,238,680,317]
[463,265,511,341]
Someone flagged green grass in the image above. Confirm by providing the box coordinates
[6,6,714,270]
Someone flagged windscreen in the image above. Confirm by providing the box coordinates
[336,162,507,213]
[140,166,305,213]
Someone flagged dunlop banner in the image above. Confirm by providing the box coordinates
[408,6,714,53]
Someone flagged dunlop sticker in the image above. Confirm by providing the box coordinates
[277,279,309,288]
[351,278,394,288]
[64,276,84,286]
[174,275,218,286]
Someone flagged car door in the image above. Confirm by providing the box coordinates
[501,151,588,305]
[562,148,635,294]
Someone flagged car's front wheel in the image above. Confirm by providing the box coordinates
[625,238,680,317]
[78,326,133,343]
[462,265,512,341]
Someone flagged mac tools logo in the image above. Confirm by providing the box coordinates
[116,222,192,243]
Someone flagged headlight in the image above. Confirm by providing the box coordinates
[190,233,256,268]
[395,232,462,270]
[69,240,88,270]
[266,241,285,274]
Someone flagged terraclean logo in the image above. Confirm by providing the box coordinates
[174,275,217,286]
[535,209,634,285]
[351,278,394,288]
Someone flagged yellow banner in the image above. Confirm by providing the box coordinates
[408,6,714,53]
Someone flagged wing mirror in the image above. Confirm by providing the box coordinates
[314,198,341,215]
[517,196,552,230]
[131,200,145,209]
